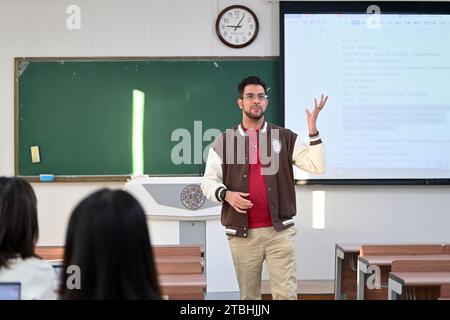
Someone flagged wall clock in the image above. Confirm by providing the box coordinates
[216,5,259,48]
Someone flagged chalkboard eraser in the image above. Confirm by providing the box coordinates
[39,174,55,182]
[31,146,41,163]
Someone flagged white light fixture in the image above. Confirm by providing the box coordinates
[312,190,325,229]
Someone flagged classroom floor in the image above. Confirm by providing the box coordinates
[205,280,335,300]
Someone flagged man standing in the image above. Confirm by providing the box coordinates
[201,76,327,300]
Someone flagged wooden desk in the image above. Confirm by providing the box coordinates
[357,255,450,300]
[360,244,443,256]
[334,243,360,300]
[388,272,450,300]
[46,257,204,275]
[159,273,206,300]
[35,246,64,260]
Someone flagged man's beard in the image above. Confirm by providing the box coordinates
[244,106,265,120]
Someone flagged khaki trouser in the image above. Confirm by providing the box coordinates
[227,226,298,300]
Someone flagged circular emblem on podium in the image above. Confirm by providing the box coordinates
[180,184,206,210]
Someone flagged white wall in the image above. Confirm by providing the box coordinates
[295,185,450,280]
[1,0,450,283]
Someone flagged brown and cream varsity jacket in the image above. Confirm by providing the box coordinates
[201,122,325,237]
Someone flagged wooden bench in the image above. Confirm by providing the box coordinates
[439,284,450,299]
[155,256,203,274]
[152,245,205,276]
[388,260,450,300]
[357,244,445,300]
[392,259,450,272]
[36,245,206,300]
[152,244,204,258]
[153,245,206,300]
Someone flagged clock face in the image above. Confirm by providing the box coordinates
[216,5,259,48]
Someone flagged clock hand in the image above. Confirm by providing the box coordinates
[226,25,242,28]
[234,14,245,31]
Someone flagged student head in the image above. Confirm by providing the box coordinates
[237,76,269,120]
[60,188,161,300]
[0,176,39,269]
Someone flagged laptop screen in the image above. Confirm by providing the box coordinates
[0,282,21,300]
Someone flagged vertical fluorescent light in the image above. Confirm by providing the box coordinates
[132,89,145,175]
[312,190,325,229]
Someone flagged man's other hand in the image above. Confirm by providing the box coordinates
[225,191,253,214]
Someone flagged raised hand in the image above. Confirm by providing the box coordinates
[305,94,328,134]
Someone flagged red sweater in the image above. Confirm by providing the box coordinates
[245,128,272,228]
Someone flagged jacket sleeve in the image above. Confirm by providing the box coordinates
[201,146,227,203]
[292,132,326,174]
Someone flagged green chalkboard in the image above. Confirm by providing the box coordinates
[16,57,280,179]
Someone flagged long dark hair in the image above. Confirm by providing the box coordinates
[60,189,161,299]
[0,177,39,269]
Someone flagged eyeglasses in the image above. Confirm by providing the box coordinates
[241,93,268,101]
